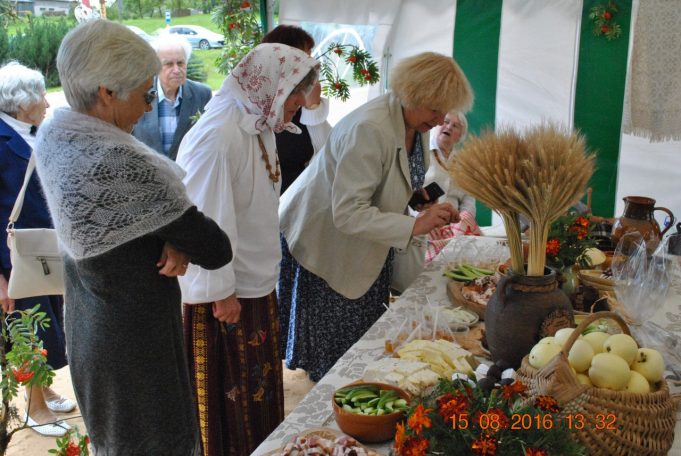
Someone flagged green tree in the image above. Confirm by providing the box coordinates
[186,53,207,82]
[0,0,18,28]
[0,27,9,64]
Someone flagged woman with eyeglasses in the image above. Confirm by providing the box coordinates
[33,20,232,455]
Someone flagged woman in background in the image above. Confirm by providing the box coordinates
[425,110,479,263]
[0,61,73,437]
[262,24,332,193]
[177,43,318,455]
[279,52,473,381]
[34,20,231,454]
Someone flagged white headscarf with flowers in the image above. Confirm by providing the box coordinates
[203,43,318,134]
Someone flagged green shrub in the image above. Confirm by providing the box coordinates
[0,27,8,64]
[8,17,73,87]
[187,52,207,83]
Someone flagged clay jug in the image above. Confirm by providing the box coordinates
[611,196,674,253]
[485,268,573,368]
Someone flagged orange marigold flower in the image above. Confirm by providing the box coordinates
[546,239,561,256]
[526,448,549,456]
[471,435,498,455]
[394,421,407,453]
[438,395,469,424]
[407,404,432,435]
[575,216,589,227]
[534,395,560,413]
[402,437,429,456]
[501,380,526,400]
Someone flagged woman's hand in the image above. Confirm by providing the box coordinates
[213,294,241,323]
[0,274,15,313]
[156,242,190,277]
[412,203,459,236]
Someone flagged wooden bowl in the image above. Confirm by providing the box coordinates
[332,382,409,443]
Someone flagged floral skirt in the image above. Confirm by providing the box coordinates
[278,237,391,381]
[183,292,284,456]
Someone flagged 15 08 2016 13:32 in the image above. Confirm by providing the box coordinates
[450,412,618,431]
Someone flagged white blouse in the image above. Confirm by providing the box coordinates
[176,102,282,302]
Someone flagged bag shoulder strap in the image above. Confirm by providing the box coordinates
[7,153,36,229]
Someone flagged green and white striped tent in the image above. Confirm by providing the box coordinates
[279,0,681,228]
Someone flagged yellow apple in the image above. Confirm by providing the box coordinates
[538,336,558,345]
[603,334,638,366]
[582,331,609,355]
[568,339,595,373]
[588,353,631,390]
[625,370,651,393]
[576,373,592,386]
[631,348,664,383]
[554,328,579,347]
[529,342,562,369]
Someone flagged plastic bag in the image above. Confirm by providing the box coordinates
[611,232,681,374]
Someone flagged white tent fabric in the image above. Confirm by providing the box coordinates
[279,0,681,228]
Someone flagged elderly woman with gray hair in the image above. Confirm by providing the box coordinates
[0,61,74,437]
[33,20,232,454]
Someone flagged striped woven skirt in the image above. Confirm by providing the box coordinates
[183,292,284,456]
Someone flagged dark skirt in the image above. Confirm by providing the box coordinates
[278,237,392,381]
[183,292,284,456]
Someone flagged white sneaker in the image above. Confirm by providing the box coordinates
[24,413,71,437]
[46,397,77,413]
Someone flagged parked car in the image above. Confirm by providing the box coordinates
[126,25,153,43]
[167,25,224,50]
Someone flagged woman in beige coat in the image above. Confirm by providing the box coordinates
[278,52,473,381]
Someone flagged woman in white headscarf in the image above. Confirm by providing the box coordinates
[176,43,318,455]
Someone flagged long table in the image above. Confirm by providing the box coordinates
[253,236,681,455]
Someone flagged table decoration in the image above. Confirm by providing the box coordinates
[450,124,594,367]
[394,378,586,455]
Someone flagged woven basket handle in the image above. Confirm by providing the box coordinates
[561,311,631,356]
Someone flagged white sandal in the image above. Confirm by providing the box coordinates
[46,396,77,413]
[23,413,70,437]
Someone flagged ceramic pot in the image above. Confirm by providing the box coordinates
[485,268,573,368]
[611,196,674,253]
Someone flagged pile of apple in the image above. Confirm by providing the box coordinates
[528,326,665,393]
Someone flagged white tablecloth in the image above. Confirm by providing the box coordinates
[253,236,681,455]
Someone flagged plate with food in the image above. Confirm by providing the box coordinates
[447,274,499,320]
[264,428,383,456]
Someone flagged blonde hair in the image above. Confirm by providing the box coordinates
[390,52,473,114]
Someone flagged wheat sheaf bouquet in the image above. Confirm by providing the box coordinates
[451,124,594,276]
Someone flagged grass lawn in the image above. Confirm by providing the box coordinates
[123,13,221,35]
[193,49,226,91]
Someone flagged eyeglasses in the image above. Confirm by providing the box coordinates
[144,88,157,105]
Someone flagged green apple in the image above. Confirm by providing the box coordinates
[588,353,631,390]
[631,348,664,383]
[582,331,609,355]
[568,339,595,373]
[603,334,639,366]
[576,373,592,386]
[529,342,562,369]
[625,370,651,393]
[554,328,579,347]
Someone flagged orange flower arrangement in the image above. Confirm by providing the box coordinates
[546,213,597,270]
[395,379,586,456]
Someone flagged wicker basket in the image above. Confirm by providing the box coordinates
[516,311,681,455]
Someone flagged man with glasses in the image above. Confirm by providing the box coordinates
[133,34,212,160]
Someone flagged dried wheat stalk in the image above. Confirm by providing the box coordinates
[450,124,594,276]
